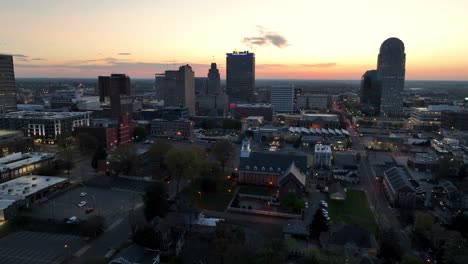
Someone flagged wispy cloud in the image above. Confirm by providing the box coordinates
[243,26,289,48]
[31,58,46,61]
[117,52,132,56]
[257,63,337,69]
[12,54,28,58]
[300,63,337,68]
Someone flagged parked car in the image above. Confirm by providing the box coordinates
[66,216,77,224]
[78,201,87,207]
[80,192,87,197]
[85,208,95,214]
[320,200,328,208]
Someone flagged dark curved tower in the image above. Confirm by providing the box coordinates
[377,37,406,117]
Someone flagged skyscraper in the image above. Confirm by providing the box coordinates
[377,38,406,117]
[160,65,195,115]
[360,70,381,116]
[207,62,221,94]
[0,55,17,113]
[226,51,255,103]
[270,85,294,113]
[98,74,131,102]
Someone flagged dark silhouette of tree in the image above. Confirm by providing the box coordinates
[309,208,329,238]
[143,182,168,222]
[148,139,173,177]
[201,119,217,130]
[378,228,402,264]
[75,133,99,152]
[222,118,242,130]
[165,146,203,194]
[212,140,234,171]
[133,225,161,249]
[108,143,139,175]
[133,127,147,142]
[91,145,107,170]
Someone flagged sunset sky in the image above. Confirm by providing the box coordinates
[2,0,468,80]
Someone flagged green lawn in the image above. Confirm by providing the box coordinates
[238,185,275,196]
[183,178,236,212]
[328,189,378,234]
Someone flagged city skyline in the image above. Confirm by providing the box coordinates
[1,0,468,80]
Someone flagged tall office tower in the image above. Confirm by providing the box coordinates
[155,73,166,100]
[161,65,195,116]
[0,55,17,113]
[207,62,221,94]
[270,85,294,113]
[226,51,255,103]
[360,70,382,117]
[98,74,131,102]
[195,77,208,95]
[377,38,406,117]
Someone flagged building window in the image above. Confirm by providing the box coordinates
[254,166,257,171]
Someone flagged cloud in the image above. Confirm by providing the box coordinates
[31,58,46,61]
[300,63,337,68]
[12,54,28,58]
[117,52,132,56]
[257,63,337,69]
[243,26,289,48]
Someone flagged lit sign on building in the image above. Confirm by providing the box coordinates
[231,50,250,55]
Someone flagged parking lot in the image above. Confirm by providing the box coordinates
[24,186,142,225]
[0,231,81,264]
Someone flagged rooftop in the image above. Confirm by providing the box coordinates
[315,144,332,153]
[384,167,415,193]
[0,175,68,209]
[0,152,55,172]
[235,103,272,108]
[0,111,91,120]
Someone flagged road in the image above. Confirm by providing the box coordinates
[350,128,412,252]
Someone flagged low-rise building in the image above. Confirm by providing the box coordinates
[0,130,34,157]
[0,175,68,221]
[278,163,307,198]
[74,114,135,149]
[245,116,264,127]
[407,153,438,172]
[409,105,458,131]
[314,144,332,169]
[0,152,55,182]
[296,93,331,110]
[0,111,91,143]
[300,114,341,129]
[232,104,274,121]
[441,111,468,131]
[150,119,193,139]
[238,139,308,186]
[383,167,416,208]
[333,169,359,184]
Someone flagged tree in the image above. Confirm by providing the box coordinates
[75,133,99,152]
[143,182,168,222]
[378,228,402,264]
[133,127,147,142]
[441,233,468,264]
[91,145,108,170]
[133,225,161,249]
[56,133,74,149]
[80,215,106,237]
[282,194,305,213]
[303,248,321,264]
[222,118,242,130]
[401,256,423,264]
[201,119,217,130]
[59,147,75,177]
[148,139,173,177]
[165,146,202,194]
[254,238,287,264]
[212,140,234,171]
[108,144,139,175]
[414,211,434,235]
[309,208,329,238]
[211,223,249,264]
[168,256,183,264]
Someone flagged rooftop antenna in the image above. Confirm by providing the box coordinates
[212,55,215,63]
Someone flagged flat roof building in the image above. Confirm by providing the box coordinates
[0,111,91,143]
[0,152,55,182]
[226,51,255,103]
[0,175,68,221]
